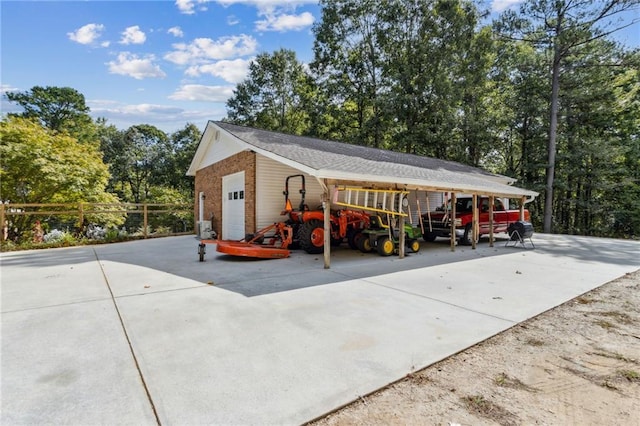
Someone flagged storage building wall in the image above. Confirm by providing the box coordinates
[255,155,325,230]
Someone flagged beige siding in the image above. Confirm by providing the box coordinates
[198,131,245,170]
[255,155,325,229]
[406,191,444,226]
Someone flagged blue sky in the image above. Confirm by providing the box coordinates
[1,0,638,134]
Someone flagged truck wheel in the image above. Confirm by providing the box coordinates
[299,220,324,254]
[357,234,374,253]
[408,239,420,253]
[377,236,395,256]
[459,224,474,246]
[423,232,437,242]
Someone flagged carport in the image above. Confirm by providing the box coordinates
[200,122,538,268]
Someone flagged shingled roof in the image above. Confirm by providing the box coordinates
[190,121,538,199]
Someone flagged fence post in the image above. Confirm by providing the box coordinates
[143,204,148,238]
[78,203,84,232]
[1,203,5,242]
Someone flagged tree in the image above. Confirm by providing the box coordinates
[5,86,95,143]
[495,0,640,233]
[0,117,121,233]
[120,124,170,203]
[164,123,201,195]
[226,49,315,135]
[378,0,490,158]
[312,0,388,147]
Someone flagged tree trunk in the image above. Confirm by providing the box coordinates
[543,42,562,233]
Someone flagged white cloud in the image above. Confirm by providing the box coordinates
[168,26,184,38]
[176,0,209,15]
[120,26,146,45]
[1,84,20,94]
[216,0,317,10]
[227,15,240,26]
[1,84,22,115]
[68,23,106,45]
[107,52,167,80]
[164,34,258,65]
[169,84,235,102]
[185,58,252,83]
[89,99,222,132]
[491,0,523,13]
[255,11,314,32]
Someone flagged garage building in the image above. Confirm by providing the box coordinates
[187,121,538,266]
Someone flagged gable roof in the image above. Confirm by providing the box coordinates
[188,121,538,199]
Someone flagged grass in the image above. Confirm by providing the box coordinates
[594,319,616,330]
[494,373,537,392]
[618,370,640,382]
[576,296,597,304]
[525,338,545,347]
[596,311,634,325]
[461,394,517,425]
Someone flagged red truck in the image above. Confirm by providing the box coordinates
[421,196,531,245]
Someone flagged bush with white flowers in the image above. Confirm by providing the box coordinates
[85,224,106,240]
[43,229,66,243]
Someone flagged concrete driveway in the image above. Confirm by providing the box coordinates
[2,234,638,425]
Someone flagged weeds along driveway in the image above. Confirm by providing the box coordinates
[1,234,638,425]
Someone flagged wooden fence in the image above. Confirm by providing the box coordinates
[1,202,194,242]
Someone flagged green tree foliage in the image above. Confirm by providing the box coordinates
[494,0,639,232]
[99,124,170,203]
[226,49,316,135]
[0,117,122,232]
[5,86,96,143]
[98,122,199,202]
[0,117,116,204]
[379,0,492,159]
[165,123,202,195]
[312,0,388,147]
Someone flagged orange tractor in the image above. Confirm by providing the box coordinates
[282,175,370,254]
[201,175,369,260]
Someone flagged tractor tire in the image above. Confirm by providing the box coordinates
[423,232,437,242]
[198,243,205,262]
[357,234,374,253]
[377,236,395,256]
[299,220,324,254]
[408,239,421,253]
[346,228,358,250]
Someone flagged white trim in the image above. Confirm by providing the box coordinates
[222,171,245,240]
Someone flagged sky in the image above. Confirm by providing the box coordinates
[1,0,639,134]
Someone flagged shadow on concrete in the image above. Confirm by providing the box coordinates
[532,234,640,267]
[2,234,638,299]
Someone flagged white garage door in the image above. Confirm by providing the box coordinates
[222,171,245,240]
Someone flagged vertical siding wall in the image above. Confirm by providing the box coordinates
[255,156,325,229]
[194,150,256,236]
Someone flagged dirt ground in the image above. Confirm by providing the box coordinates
[311,270,640,426]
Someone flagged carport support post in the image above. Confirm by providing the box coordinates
[450,192,456,252]
[323,184,331,269]
[489,195,495,247]
[472,194,478,250]
[398,214,405,259]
